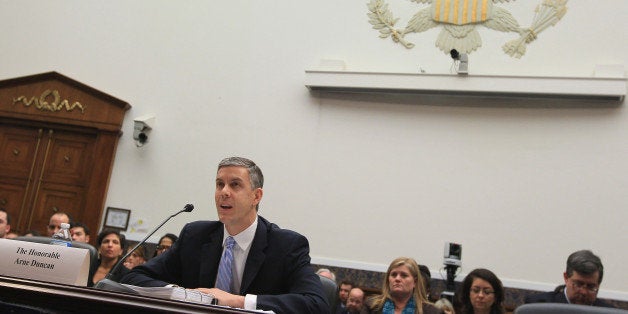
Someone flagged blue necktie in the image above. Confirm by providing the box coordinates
[215,236,235,293]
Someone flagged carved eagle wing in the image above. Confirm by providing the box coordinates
[404,8,438,34]
[483,6,521,33]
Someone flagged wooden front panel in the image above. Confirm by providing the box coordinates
[30,184,86,237]
[41,130,96,186]
[0,125,42,233]
[0,183,28,233]
[0,125,43,179]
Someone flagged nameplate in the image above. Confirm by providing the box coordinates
[0,239,90,286]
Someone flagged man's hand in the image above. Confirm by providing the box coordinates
[194,288,245,308]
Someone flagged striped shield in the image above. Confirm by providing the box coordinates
[431,0,494,25]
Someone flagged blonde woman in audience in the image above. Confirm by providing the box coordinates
[366,257,441,314]
[434,298,455,314]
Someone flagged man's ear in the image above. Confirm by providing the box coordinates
[563,272,569,283]
[253,188,263,205]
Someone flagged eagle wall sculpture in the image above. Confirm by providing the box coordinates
[367,0,567,58]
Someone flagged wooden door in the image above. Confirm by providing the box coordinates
[0,72,130,244]
[0,124,99,236]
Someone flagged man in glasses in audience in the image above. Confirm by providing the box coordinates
[525,250,614,307]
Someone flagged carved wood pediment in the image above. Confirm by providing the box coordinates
[0,72,130,133]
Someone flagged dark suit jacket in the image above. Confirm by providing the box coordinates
[524,285,614,308]
[120,216,329,313]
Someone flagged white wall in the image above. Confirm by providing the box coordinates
[1,0,626,299]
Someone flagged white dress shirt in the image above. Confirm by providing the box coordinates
[220,216,258,309]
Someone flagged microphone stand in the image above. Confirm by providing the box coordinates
[94,204,194,293]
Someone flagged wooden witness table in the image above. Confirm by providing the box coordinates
[0,275,258,313]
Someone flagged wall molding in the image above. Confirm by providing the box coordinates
[305,67,626,102]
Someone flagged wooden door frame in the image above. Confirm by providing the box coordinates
[0,72,130,244]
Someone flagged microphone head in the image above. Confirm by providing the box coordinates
[184,204,194,212]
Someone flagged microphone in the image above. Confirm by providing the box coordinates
[94,204,194,293]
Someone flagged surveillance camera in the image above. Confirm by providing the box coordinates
[132,114,155,147]
[444,242,462,266]
[133,114,155,129]
[449,49,468,75]
[450,49,460,60]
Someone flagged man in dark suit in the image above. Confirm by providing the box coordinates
[121,157,329,313]
[524,250,613,308]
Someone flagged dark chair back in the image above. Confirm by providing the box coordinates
[515,303,626,314]
[318,274,338,309]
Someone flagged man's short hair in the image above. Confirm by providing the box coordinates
[51,212,72,223]
[70,222,90,235]
[218,157,264,189]
[316,268,336,281]
[339,280,354,287]
[566,250,604,283]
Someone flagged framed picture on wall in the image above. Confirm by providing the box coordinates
[103,207,131,231]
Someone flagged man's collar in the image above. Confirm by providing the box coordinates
[223,216,258,251]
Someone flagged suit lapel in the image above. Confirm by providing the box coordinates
[199,227,223,287]
[240,217,268,293]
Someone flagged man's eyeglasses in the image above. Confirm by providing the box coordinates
[470,287,495,295]
[571,280,599,293]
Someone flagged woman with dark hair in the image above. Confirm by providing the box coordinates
[153,233,178,257]
[455,268,505,314]
[366,257,441,314]
[90,229,128,286]
[123,244,149,269]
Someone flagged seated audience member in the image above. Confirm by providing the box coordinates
[0,209,11,238]
[23,230,41,237]
[434,298,455,314]
[153,233,178,257]
[120,156,328,313]
[366,257,440,314]
[47,212,71,237]
[124,244,149,269]
[455,268,504,314]
[524,249,613,307]
[90,229,128,287]
[344,287,369,314]
[70,222,90,243]
[336,280,354,313]
[317,268,337,282]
